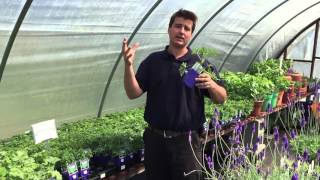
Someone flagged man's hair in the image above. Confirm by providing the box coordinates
[169,9,197,33]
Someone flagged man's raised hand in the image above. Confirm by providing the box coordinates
[122,38,139,66]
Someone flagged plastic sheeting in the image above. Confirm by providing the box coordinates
[0,0,320,138]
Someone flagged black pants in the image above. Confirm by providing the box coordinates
[143,128,203,180]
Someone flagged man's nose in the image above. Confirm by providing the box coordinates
[178,27,185,34]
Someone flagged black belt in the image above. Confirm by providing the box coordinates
[147,126,197,138]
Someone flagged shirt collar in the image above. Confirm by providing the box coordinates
[164,46,192,62]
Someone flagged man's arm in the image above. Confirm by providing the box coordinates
[122,38,143,99]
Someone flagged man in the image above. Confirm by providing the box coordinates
[122,9,227,180]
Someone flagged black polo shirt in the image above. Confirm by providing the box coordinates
[136,46,221,132]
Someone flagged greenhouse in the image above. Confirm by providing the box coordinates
[0,0,320,179]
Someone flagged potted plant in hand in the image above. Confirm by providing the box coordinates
[179,47,219,88]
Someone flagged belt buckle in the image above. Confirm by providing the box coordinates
[163,130,172,138]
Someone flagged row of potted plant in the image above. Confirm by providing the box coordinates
[0,108,147,179]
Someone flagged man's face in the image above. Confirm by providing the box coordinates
[168,17,193,48]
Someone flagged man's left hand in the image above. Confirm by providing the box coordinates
[195,73,215,89]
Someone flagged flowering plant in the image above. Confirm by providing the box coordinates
[185,96,320,179]
[179,47,219,81]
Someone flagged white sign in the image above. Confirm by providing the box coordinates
[31,119,58,144]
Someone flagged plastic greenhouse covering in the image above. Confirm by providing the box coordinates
[0,0,319,138]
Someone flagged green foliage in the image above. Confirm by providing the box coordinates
[178,47,220,80]
[221,71,274,101]
[205,99,253,122]
[0,107,147,177]
[179,62,188,76]
[249,75,274,101]
[192,47,219,59]
[0,150,61,180]
[248,59,285,77]
[291,134,320,161]
[283,59,293,73]
[274,76,291,91]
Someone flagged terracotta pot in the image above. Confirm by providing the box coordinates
[289,85,296,100]
[291,73,303,82]
[284,75,292,81]
[251,101,263,116]
[282,91,290,104]
[277,90,285,106]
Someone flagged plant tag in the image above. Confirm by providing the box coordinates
[100,173,106,178]
[67,162,78,175]
[31,119,58,144]
[310,95,314,101]
[80,159,89,170]
[191,62,205,73]
[83,170,88,175]
[72,174,77,179]
[141,157,144,161]
[121,165,125,170]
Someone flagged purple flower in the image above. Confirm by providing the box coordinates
[258,150,265,161]
[267,103,273,113]
[211,117,216,126]
[282,134,289,151]
[297,91,301,97]
[291,173,299,180]
[273,127,279,143]
[300,117,306,128]
[245,144,250,154]
[214,107,220,117]
[296,155,302,161]
[253,142,258,153]
[303,150,309,162]
[216,123,221,131]
[205,155,214,169]
[287,68,294,74]
[260,122,265,130]
[252,123,256,133]
[257,136,262,144]
[212,119,221,130]
[293,161,298,170]
[235,123,243,135]
[290,129,296,139]
[212,144,216,151]
[234,135,241,145]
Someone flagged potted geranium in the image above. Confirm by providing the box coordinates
[273,76,291,106]
[249,75,274,116]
